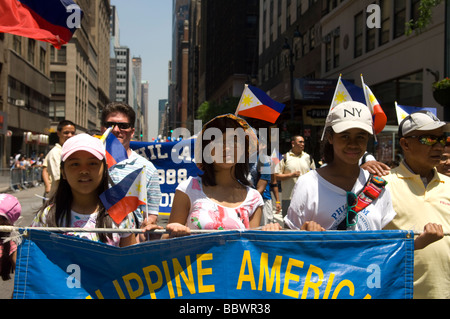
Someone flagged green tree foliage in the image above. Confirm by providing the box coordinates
[196,97,241,123]
[406,0,443,35]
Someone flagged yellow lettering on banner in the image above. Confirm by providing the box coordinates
[236,250,256,290]
[197,253,215,293]
[301,265,324,299]
[173,256,196,297]
[323,272,335,299]
[94,289,104,299]
[143,265,163,299]
[112,280,126,299]
[332,279,355,299]
[283,258,304,298]
[162,261,175,298]
[123,272,144,299]
[258,252,282,293]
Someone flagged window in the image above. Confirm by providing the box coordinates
[27,39,35,64]
[379,0,390,45]
[51,72,66,94]
[39,48,46,73]
[394,0,406,38]
[354,12,363,58]
[333,32,340,68]
[366,24,376,52]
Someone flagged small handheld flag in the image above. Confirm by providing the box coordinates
[105,133,128,169]
[0,0,84,49]
[100,168,147,225]
[236,85,285,123]
[361,75,387,135]
[395,102,437,125]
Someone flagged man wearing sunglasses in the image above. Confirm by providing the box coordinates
[101,102,161,230]
[384,111,449,299]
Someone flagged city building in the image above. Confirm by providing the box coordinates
[0,33,51,168]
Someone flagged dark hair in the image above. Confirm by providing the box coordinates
[57,120,76,132]
[321,127,335,164]
[36,159,113,243]
[0,217,13,280]
[101,102,136,128]
[200,116,251,187]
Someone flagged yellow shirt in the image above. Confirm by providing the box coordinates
[275,151,315,200]
[384,161,450,299]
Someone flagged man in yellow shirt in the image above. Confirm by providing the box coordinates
[384,111,449,299]
[275,135,315,217]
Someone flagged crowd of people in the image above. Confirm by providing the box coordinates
[1,101,449,299]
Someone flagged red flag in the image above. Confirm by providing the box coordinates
[0,0,83,49]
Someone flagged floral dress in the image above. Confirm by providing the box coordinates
[176,176,264,230]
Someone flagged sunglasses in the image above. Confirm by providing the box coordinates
[104,122,133,130]
[346,191,358,229]
[404,135,447,147]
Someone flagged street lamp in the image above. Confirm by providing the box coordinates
[282,28,302,121]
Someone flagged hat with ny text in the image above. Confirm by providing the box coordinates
[324,101,373,139]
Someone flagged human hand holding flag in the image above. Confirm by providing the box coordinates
[100,167,147,225]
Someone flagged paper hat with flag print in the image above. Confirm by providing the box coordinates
[395,102,437,125]
[0,0,83,49]
[361,75,387,135]
[235,85,285,124]
[104,132,128,169]
[99,167,147,224]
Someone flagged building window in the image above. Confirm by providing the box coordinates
[51,72,66,94]
[379,0,390,45]
[366,23,376,52]
[39,48,46,73]
[354,12,363,58]
[27,39,35,64]
[333,32,340,68]
[394,0,406,39]
[13,36,22,54]
[325,39,332,72]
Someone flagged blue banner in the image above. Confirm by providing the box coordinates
[14,229,414,299]
[130,139,202,214]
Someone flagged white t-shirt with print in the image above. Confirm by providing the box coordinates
[284,169,396,231]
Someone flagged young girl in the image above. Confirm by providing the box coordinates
[0,194,21,281]
[32,134,156,247]
[166,114,281,238]
[284,101,397,232]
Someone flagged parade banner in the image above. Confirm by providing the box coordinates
[130,139,202,214]
[13,229,414,299]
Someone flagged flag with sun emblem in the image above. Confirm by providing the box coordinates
[235,84,285,123]
[361,75,387,135]
[99,168,147,224]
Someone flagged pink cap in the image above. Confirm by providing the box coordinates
[0,194,21,224]
[61,133,105,162]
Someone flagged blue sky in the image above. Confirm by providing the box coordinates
[110,0,172,140]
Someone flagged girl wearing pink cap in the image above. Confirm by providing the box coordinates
[0,194,21,281]
[32,134,162,247]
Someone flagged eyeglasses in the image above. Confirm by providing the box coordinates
[404,135,447,147]
[346,191,358,228]
[104,122,133,130]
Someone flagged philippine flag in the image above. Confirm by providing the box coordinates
[100,168,147,225]
[395,102,437,125]
[105,133,128,169]
[0,0,83,49]
[361,76,387,135]
[236,85,285,123]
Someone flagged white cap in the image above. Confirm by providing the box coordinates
[399,111,450,137]
[324,101,373,138]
